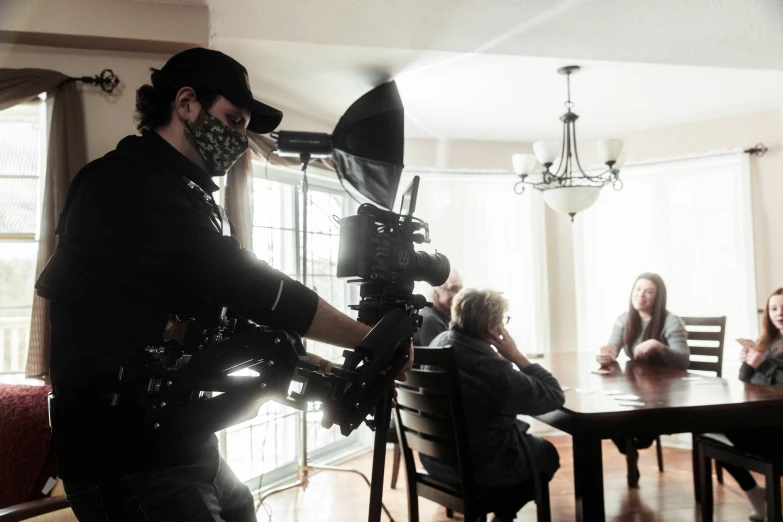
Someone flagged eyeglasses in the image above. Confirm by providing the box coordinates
[503,315,511,325]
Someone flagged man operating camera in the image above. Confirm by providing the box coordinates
[36,48,410,521]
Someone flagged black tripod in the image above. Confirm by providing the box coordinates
[367,385,396,522]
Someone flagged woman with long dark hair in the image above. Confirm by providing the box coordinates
[596,273,689,487]
[597,273,689,370]
[716,288,783,521]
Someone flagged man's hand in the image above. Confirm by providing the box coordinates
[633,339,665,360]
[744,349,767,369]
[596,346,618,367]
[307,352,336,373]
[396,342,414,382]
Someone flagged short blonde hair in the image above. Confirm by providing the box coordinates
[450,289,508,340]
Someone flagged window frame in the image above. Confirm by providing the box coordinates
[0,98,48,381]
[224,161,367,490]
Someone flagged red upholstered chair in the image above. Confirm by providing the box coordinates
[0,384,74,521]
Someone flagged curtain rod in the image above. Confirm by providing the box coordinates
[69,69,120,94]
[402,142,769,177]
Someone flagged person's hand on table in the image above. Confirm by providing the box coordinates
[633,339,665,360]
[596,345,618,367]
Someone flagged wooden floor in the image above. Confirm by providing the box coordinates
[254,435,760,522]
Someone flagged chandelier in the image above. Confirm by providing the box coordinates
[512,65,626,221]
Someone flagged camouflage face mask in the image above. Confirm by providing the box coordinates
[187,111,249,176]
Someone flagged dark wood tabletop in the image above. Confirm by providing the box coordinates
[533,351,783,438]
[528,351,783,522]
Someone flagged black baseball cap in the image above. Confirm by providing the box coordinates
[160,47,283,134]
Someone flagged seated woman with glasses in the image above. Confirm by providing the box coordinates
[420,289,564,522]
[595,272,689,488]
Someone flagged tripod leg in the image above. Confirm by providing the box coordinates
[368,385,394,522]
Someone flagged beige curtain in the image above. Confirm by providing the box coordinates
[224,133,336,248]
[0,69,87,381]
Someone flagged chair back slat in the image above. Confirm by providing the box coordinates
[681,317,725,327]
[394,345,481,515]
[396,387,452,416]
[411,345,450,366]
[398,408,455,441]
[403,368,449,389]
[404,430,458,462]
[683,316,727,377]
[689,360,723,373]
[685,331,724,342]
[689,346,723,357]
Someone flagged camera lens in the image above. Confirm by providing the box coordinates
[413,251,450,287]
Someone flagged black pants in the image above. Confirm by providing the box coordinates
[719,429,783,492]
[63,456,255,521]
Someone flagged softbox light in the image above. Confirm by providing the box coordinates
[273,81,404,211]
[331,81,404,210]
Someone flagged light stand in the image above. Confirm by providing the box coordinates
[256,154,394,522]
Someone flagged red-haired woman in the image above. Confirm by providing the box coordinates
[719,288,783,521]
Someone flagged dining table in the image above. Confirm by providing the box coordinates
[531,351,783,522]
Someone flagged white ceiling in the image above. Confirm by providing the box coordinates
[206,0,783,71]
[215,38,783,141]
[125,0,783,141]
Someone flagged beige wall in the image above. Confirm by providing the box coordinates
[0,0,209,47]
[405,137,532,170]
[1,44,170,161]
[1,43,336,162]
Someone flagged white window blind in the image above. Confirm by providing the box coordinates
[224,165,362,485]
[399,171,550,355]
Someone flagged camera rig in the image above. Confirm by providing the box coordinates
[121,176,448,444]
[117,308,414,441]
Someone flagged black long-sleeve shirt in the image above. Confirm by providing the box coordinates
[37,131,319,480]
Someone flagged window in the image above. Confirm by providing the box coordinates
[224,164,362,485]
[397,171,550,355]
[0,100,47,382]
[573,153,758,361]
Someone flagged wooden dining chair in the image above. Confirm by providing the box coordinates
[696,433,782,521]
[387,420,401,489]
[658,316,726,502]
[650,317,727,478]
[394,346,551,522]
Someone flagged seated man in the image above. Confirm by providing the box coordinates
[413,269,462,346]
[420,289,564,522]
